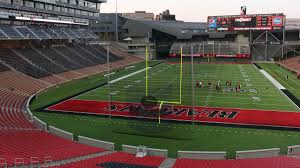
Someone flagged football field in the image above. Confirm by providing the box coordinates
[32,61,300,159]
[76,62,299,112]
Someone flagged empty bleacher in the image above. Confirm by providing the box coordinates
[0,129,105,167]
[69,45,105,64]
[0,25,24,39]
[36,47,83,70]
[0,25,96,40]
[50,152,166,168]
[173,156,300,168]
[28,26,51,39]
[14,47,67,74]
[0,62,9,72]
[0,29,8,39]
[14,26,38,39]
[0,43,144,167]
[52,28,69,39]
[278,56,300,77]
[54,46,97,67]
[0,48,51,78]
[43,28,61,39]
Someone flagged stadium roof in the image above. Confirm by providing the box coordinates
[85,0,106,3]
[123,18,208,39]
[123,18,236,39]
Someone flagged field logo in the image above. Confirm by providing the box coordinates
[273,16,283,26]
[208,18,217,28]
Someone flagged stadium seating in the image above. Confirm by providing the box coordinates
[278,56,300,77]
[14,47,68,74]
[50,152,166,168]
[52,28,70,39]
[28,26,51,39]
[0,45,130,83]
[0,62,9,72]
[43,28,61,39]
[14,26,39,39]
[35,47,82,70]
[0,25,97,40]
[0,89,35,129]
[69,45,106,64]
[0,29,8,39]
[0,25,24,39]
[0,42,144,167]
[0,48,51,78]
[0,129,105,167]
[173,157,300,168]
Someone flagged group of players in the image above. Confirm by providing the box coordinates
[196,80,242,92]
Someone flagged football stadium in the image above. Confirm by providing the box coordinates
[0,0,300,167]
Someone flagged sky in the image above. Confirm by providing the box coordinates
[100,0,300,22]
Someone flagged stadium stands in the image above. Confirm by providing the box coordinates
[0,25,24,39]
[278,56,300,78]
[0,45,135,84]
[28,26,51,39]
[0,25,96,40]
[14,47,67,74]
[0,48,51,78]
[0,129,105,167]
[173,156,300,168]
[50,152,166,168]
[0,43,144,167]
[15,26,39,39]
[0,89,35,129]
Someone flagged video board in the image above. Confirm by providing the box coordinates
[208,14,285,31]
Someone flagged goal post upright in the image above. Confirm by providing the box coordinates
[145,45,183,124]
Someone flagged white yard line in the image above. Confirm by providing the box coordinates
[258,67,299,110]
[259,70,286,90]
[109,67,151,84]
[74,67,152,99]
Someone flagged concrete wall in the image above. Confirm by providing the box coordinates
[122,145,168,157]
[178,151,226,160]
[32,116,47,131]
[236,148,280,159]
[288,145,300,155]
[78,136,115,151]
[48,126,73,141]
[25,95,35,121]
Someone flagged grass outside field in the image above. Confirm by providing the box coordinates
[259,63,300,100]
[32,61,300,159]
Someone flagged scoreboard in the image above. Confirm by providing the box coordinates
[208,14,285,31]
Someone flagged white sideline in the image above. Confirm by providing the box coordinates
[259,70,286,90]
[109,67,151,84]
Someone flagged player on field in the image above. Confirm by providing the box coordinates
[199,81,203,88]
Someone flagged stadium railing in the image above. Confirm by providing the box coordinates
[33,116,47,131]
[236,148,280,159]
[288,145,300,156]
[78,136,115,151]
[48,126,74,141]
[177,151,226,160]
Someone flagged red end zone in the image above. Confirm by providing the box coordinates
[47,100,300,129]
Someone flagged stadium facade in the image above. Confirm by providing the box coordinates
[100,14,300,60]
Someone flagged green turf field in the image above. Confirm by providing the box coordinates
[259,63,300,100]
[76,62,299,112]
[31,61,300,159]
